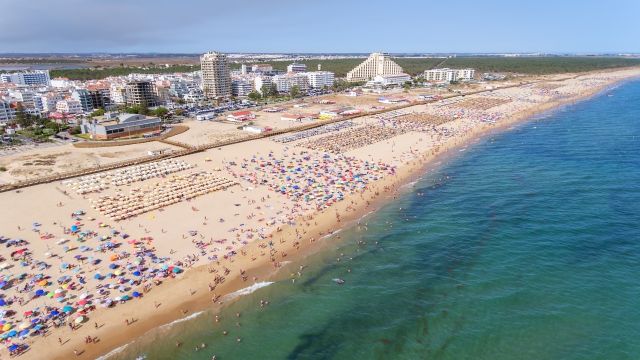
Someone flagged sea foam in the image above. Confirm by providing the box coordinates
[223,281,274,301]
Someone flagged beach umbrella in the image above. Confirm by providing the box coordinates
[2,323,11,331]
[132,291,141,298]
[74,316,85,324]
[132,271,141,277]
[7,330,17,337]
[34,289,45,297]
[49,310,59,317]
[8,344,18,352]
[94,274,102,280]
[0,299,5,306]
[62,306,73,313]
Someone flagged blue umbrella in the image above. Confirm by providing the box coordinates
[50,310,60,317]
[8,344,18,351]
[109,264,118,270]
[0,299,6,306]
[132,271,141,277]
[62,306,73,313]
[94,274,102,280]
[132,291,141,298]
[7,330,17,337]
[35,289,45,297]
[18,329,29,337]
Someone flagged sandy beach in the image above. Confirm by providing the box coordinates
[0,67,639,359]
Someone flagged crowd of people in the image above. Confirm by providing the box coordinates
[225,150,396,211]
[301,126,405,154]
[272,121,356,144]
[0,211,191,357]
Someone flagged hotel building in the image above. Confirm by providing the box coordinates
[0,70,51,86]
[306,71,335,89]
[201,52,232,99]
[423,68,476,83]
[346,53,405,82]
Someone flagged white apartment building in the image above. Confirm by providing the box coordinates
[9,89,38,109]
[50,78,74,88]
[40,93,63,113]
[272,73,309,93]
[287,63,307,73]
[346,53,405,82]
[254,76,273,94]
[456,68,475,81]
[184,90,205,103]
[231,79,254,97]
[109,84,127,105]
[56,99,82,114]
[252,64,273,73]
[0,70,51,86]
[0,100,16,124]
[423,68,475,83]
[201,52,232,99]
[369,73,412,87]
[305,71,335,89]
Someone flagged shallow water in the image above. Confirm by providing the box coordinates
[110,79,640,360]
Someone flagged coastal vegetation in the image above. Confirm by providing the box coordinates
[49,65,200,80]
[14,56,640,80]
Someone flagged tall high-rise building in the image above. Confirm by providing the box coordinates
[346,53,404,82]
[125,81,159,107]
[200,52,231,99]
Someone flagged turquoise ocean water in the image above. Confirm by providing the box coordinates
[109,79,640,360]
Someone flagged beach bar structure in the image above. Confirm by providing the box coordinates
[81,113,162,140]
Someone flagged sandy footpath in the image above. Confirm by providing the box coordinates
[0,67,638,360]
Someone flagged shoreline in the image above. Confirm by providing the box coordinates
[10,69,640,360]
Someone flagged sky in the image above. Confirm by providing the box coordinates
[1,0,639,54]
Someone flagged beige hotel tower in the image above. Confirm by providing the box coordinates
[201,51,231,99]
